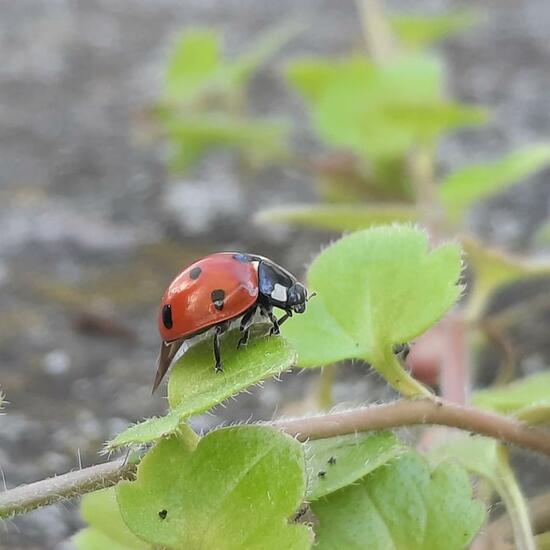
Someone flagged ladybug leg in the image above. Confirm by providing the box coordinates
[277,309,293,327]
[260,304,280,336]
[213,324,226,372]
[237,306,256,349]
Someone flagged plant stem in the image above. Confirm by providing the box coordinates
[492,446,536,550]
[2,398,550,520]
[274,399,550,455]
[357,0,396,61]
[0,457,135,520]
[376,347,433,397]
[489,491,550,543]
[440,312,468,404]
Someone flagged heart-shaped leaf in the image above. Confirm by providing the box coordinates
[117,426,312,550]
[74,488,150,550]
[312,451,484,550]
[305,432,404,500]
[255,204,418,233]
[107,330,296,450]
[283,225,462,396]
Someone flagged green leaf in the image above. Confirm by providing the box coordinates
[107,329,296,450]
[167,328,295,409]
[165,30,221,102]
[382,101,487,142]
[473,371,550,424]
[462,235,550,320]
[117,426,312,550]
[533,221,550,247]
[440,145,550,223]
[431,437,535,550]
[283,225,462,396]
[74,529,141,550]
[255,204,418,232]
[74,488,150,550]
[164,24,295,109]
[305,432,404,500]
[312,451,484,550]
[287,55,445,161]
[165,114,288,172]
[227,22,301,88]
[389,11,475,49]
[286,59,341,103]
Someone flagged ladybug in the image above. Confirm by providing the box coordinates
[152,252,309,392]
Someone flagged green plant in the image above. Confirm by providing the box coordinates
[2,3,550,550]
[3,226,550,549]
[149,25,297,172]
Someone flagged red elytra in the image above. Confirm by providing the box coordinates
[158,252,259,342]
[152,252,310,394]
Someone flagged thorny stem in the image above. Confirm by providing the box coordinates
[2,398,550,519]
[0,457,135,520]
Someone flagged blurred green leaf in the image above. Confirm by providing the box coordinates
[286,58,341,103]
[255,203,418,232]
[440,145,550,223]
[287,55,447,161]
[383,101,487,142]
[463,235,550,320]
[389,11,475,49]
[74,488,150,550]
[283,225,462,396]
[305,432,404,500]
[533,221,550,248]
[165,30,221,103]
[117,427,312,549]
[165,114,289,172]
[473,371,550,424]
[226,22,301,88]
[107,329,296,450]
[165,24,296,105]
[312,451,484,550]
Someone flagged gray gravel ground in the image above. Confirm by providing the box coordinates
[1,0,550,548]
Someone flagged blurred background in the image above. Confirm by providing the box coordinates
[1,0,550,548]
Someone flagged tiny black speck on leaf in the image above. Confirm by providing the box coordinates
[158,509,168,520]
[317,470,326,478]
[327,456,337,465]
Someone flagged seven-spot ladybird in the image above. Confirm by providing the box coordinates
[152,252,309,393]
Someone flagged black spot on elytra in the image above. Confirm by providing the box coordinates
[211,289,225,311]
[233,253,251,263]
[158,509,168,520]
[190,266,202,280]
[162,304,173,329]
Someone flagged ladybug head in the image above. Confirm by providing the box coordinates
[287,282,308,313]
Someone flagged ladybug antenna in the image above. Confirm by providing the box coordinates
[152,340,183,394]
[307,291,317,302]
